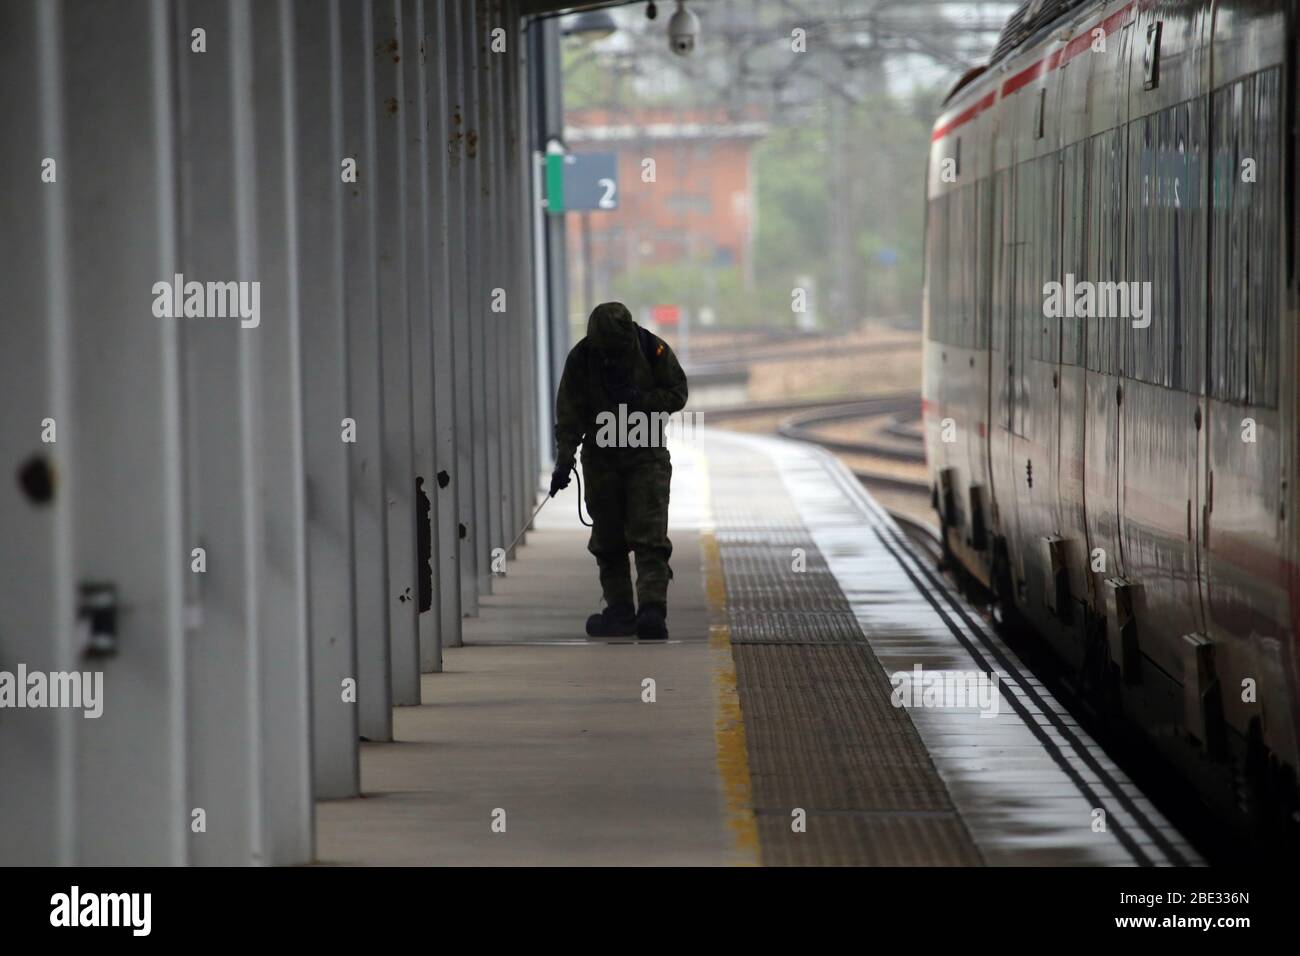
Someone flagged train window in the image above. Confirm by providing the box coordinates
[959,184,978,349]
[1143,21,1162,91]
[1061,140,1087,367]
[977,178,987,348]
[941,191,952,345]
[926,193,946,343]
[1023,153,1059,364]
[948,189,956,345]
[1126,111,1162,386]
[1210,68,1281,408]
[1085,129,1122,375]
[927,185,983,350]
[1177,99,1207,394]
[926,196,941,342]
[1123,98,1204,393]
[951,187,967,346]
[994,168,1016,431]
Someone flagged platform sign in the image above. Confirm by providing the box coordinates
[651,304,680,327]
[545,152,618,213]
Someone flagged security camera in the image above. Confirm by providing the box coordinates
[667,2,698,56]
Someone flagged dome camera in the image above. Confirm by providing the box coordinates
[667,2,699,56]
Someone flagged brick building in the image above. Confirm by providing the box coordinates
[563,109,768,312]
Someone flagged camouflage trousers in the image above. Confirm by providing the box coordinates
[581,450,673,608]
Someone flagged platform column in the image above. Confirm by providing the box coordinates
[465,0,494,602]
[370,0,422,706]
[63,0,190,864]
[247,0,315,863]
[173,0,264,861]
[421,0,465,648]
[444,0,480,625]
[400,0,443,674]
[292,0,361,798]
[339,0,394,741]
[0,0,78,866]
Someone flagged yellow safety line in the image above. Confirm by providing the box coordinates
[695,450,760,865]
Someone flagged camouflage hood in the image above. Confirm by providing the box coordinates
[585,302,639,353]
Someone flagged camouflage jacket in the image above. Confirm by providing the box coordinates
[554,302,689,466]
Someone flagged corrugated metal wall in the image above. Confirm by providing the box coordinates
[0,0,540,865]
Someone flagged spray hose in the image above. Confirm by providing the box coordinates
[506,462,594,556]
[571,463,593,527]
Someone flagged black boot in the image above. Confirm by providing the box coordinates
[635,603,668,640]
[586,602,636,637]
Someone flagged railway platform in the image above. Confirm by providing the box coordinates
[315,428,1200,866]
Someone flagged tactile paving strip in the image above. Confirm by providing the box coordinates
[713,544,849,615]
[755,813,979,867]
[727,610,860,644]
[708,444,983,866]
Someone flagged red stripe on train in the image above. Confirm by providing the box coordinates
[931,2,1135,143]
[930,91,996,142]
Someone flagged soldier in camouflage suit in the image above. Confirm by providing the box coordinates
[550,302,689,639]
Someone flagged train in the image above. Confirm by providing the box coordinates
[922,0,1299,840]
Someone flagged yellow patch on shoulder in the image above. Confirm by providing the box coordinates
[655,342,665,357]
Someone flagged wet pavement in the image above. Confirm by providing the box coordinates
[717,430,1201,865]
[318,428,1201,866]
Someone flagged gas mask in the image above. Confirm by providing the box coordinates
[597,349,640,408]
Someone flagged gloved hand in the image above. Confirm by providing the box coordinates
[607,383,641,409]
[549,460,573,497]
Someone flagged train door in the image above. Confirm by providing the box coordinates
[1054,23,1107,626]
[989,157,1024,591]
[1200,54,1289,750]
[967,173,994,573]
[939,153,987,568]
[1117,9,1207,688]
[1057,134,1091,621]
[1008,119,1064,632]
[1082,23,1132,635]
[925,178,955,510]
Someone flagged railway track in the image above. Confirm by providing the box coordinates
[709,392,928,489]
[683,339,919,378]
